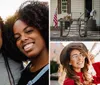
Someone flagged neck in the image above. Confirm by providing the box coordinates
[73,68,81,72]
[30,48,48,72]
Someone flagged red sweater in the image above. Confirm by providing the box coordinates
[63,62,100,85]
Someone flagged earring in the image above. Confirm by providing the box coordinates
[69,63,71,65]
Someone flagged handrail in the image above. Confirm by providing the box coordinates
[78,12,85,19]
[78,8,89,20]
[71,12,82,19]
[71,9,88,20]
[78,10,88,37]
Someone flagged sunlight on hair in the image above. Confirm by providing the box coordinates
[0,0,48,21]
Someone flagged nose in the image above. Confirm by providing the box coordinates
[78,56,82,60]
[78,54,84,60]
[21,34,28,42]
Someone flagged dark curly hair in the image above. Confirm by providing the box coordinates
[15,0,49,50]
[5,0,49,61]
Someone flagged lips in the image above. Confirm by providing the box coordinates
[23,43,34,52]
[77,62,83,65]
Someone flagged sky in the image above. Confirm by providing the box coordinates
[0,0,49,21]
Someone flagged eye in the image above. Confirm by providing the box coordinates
[14,34,21,41]
[26,29,33,33]
[25,27,34,34]
[72,54,78,58]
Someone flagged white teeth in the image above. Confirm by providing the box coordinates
[24,43,33,52]
[77,62,83,64]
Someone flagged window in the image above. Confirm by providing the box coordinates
[58,0,68,14]
[61,0,67,13]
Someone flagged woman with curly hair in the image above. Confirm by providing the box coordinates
[60,42,100,85]
[9,0,49,85]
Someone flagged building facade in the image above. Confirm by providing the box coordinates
[50,0,100,28]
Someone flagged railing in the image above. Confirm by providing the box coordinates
[71,12,83,19]
[59,11,88,37]
[77,12,88,37]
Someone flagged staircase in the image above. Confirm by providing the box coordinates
[59,12,88,37]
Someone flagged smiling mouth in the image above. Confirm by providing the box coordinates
[77,62,83,65]
[23,42,34,52]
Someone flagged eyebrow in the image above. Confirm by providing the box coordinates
[71,54,78,56]
[23,26,29,31]
[71,53,81,56]
[14,26,29,36]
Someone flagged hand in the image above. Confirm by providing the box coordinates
[87,52,95,64]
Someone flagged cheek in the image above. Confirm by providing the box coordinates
[35,40,45,52]
[35,33,45,46]
[70,59,77,65]
[83,57,86,63]
[16,41,21,49]
[39,39,46,48]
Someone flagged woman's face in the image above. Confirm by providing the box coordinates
[0,28,2,49]
[69,49,86,72]
[13,20,46,58]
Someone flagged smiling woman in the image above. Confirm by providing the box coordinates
[60,42,100,85]
[13,20,47,58]
[7,0,49,85]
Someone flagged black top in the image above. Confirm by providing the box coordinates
[18,63,49,85]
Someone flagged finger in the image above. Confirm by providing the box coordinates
[88,52,95,63]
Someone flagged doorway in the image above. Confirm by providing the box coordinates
[85,0,92,19]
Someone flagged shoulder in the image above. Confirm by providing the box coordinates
[92,62,100,67]
[40,68,49,79]
[63,78,74,85]
[92,62,100,76]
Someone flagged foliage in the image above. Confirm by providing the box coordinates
[50,60,59,74]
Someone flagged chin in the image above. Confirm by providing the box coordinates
[26,53,38,59]
[80,66,84,69]
[77,65,84,69]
